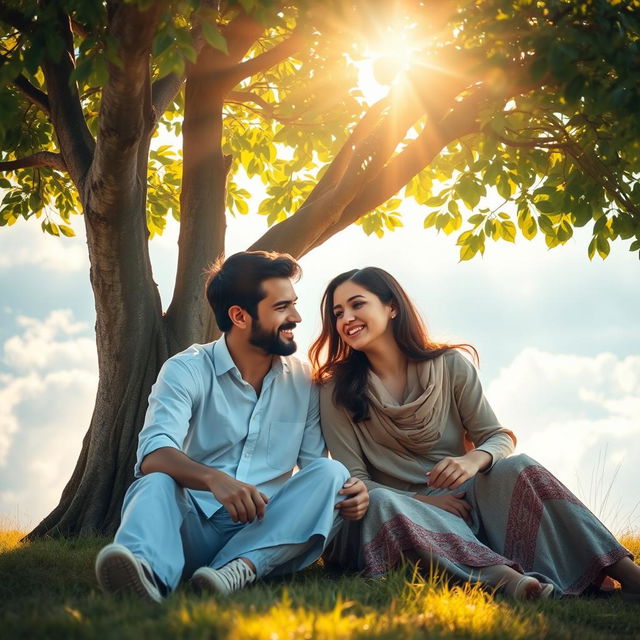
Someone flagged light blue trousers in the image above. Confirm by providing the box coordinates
[114,457,349,590]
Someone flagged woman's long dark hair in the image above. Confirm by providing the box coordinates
[309,267,478,422]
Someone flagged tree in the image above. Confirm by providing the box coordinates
[1,0,638,537]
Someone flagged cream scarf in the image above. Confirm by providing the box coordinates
[361,356,451,457]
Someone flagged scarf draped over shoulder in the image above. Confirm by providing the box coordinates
[360,356,451,461]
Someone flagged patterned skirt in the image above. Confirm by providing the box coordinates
[324,454,631,596]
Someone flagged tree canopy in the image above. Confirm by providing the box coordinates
[2,0,639,262]
[1,0,639,537]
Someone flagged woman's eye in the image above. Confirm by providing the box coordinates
[334,311,343,319]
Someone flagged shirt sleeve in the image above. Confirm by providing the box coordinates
[320,384,407,493]
[450,351,516,469]
[134,357,200,477]
[296,383,328,468]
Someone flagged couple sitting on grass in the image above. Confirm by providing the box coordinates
[95,251,639,604]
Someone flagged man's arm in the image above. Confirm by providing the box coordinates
[141,447,269,523]
[138,357,267,523]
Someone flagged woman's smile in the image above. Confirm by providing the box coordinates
[344,323,366,338]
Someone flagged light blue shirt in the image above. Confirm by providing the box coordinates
[135,336,326,517]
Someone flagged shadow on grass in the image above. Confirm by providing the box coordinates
[1,533,638,640]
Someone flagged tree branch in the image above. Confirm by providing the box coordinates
[310,90,490,250]
[225,28,302,85]
[12,75,50,114]
[41,10,94,189]
[249,57,488,259]
[225,90,348,126]
[0,151,66,172]
[151,72,185,123]
[86,1,163,213]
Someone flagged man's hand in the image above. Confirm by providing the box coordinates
[335,477,369,521]
[426,451,492,490]
[207,469,269,523]
[414,492,472,523]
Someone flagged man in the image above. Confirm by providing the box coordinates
[95,251,369,602]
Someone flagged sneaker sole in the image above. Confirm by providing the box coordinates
[190,570,228,596]
[95,546,162,604]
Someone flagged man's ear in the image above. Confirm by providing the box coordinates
[228,305,250,330]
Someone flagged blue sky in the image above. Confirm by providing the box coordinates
[1,198,639,534]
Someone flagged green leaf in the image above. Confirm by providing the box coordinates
[538,215,554,235]
[423,211,438,228]
[501,220,516,242]
[459,242,478,261]
[202,22,229,54]
[533,199,555,214]
[496,173,513,200]
[596,234,610,259]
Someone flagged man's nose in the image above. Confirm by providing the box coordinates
[290,307,302,323]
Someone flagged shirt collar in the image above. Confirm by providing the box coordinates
[213,334,289,377]
[213,335,236,377]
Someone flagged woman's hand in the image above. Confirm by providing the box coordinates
[336,477,369,521]
[426,450,492,490]
[414,492,472,523]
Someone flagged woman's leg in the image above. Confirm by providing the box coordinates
[472,454,632,596]
[606,557,640,594]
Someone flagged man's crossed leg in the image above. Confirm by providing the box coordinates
[96,458,349,602]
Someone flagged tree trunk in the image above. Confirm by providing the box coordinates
[27,312,168,537]
[26,125,171,536]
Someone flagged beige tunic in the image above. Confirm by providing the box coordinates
[320,350,516,494]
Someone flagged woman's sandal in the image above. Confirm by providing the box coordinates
[510,576,554,601]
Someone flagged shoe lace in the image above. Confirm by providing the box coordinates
[220,560,256,590]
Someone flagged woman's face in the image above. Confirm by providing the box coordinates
[331,280,395,351]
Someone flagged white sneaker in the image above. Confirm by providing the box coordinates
[191,559,256,595]
[95,543,165,604]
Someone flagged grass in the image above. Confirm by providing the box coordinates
[1,530,639,640]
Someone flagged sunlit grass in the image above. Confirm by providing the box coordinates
[0,527,23,553]
[1,529,638,640]
[167,576,544,640]
[619,532,640,558]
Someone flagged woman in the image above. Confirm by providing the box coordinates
[310,267,639,600]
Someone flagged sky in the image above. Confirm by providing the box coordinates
[1,195,639,536]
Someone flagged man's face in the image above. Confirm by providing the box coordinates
[249,278,301,356]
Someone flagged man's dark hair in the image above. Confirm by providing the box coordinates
[205,251,301,332]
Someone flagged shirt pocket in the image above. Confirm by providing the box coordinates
[267,420,304,470]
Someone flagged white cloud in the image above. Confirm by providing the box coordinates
[486,348,640,534]
[0,311,97,529]
[3,309,95,372]
[0,219,88,271]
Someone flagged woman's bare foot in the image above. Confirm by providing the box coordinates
[506,576,554,601]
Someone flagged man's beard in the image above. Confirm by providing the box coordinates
[249,320,297,356]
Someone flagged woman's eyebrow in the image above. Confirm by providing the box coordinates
[332,294,365,312]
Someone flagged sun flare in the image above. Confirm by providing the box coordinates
[355,26,422,104]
